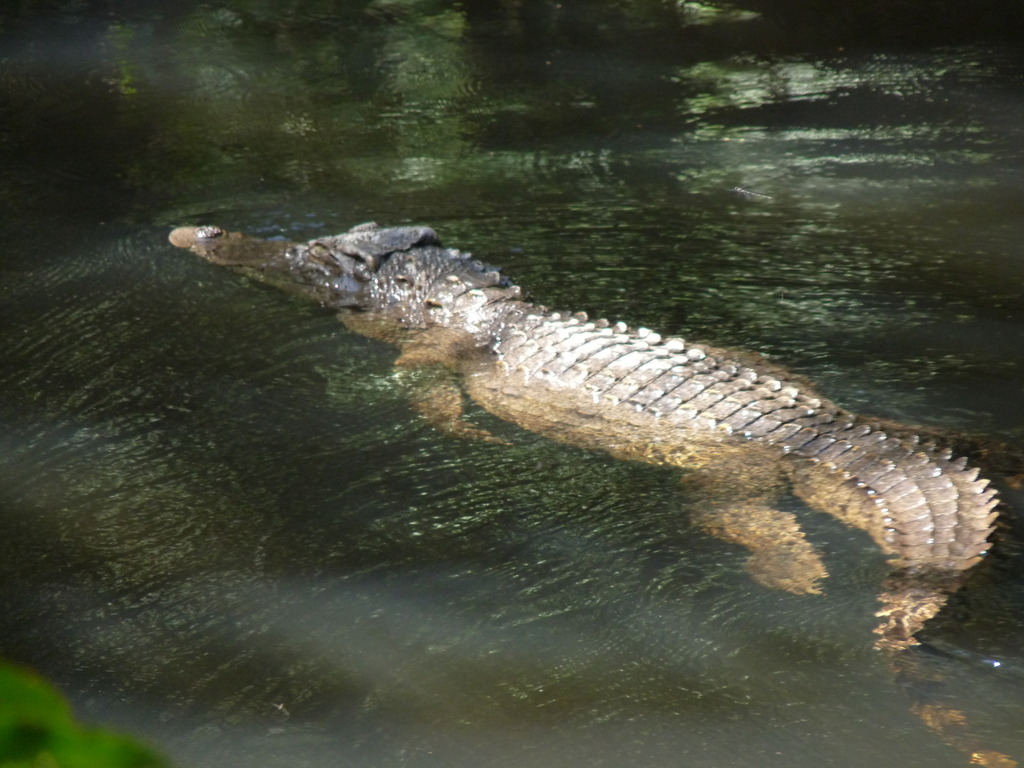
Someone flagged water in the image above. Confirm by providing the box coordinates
[2,3,1023,767]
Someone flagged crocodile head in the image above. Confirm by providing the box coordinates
[168,222,436,308]
[170,223,523,321]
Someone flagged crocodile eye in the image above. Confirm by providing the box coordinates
[195,226,224,240]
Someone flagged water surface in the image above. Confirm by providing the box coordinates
[1,3,1023,767]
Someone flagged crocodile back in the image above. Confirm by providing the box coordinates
[484,309,998,572]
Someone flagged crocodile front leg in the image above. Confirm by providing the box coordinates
[401,366,506,444]
[344,314,506,444]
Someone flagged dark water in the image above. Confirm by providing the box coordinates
[2,3,1024,767]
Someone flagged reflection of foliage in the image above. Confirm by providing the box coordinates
[0,0,1021,218]
[0,663,165,768]
[129,1,482,196]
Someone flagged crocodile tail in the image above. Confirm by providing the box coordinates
[780,421,999,567]
[776,418,999,648]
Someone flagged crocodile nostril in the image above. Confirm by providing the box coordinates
[168,225,224,248]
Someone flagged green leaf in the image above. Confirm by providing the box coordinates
[0,663,166,768]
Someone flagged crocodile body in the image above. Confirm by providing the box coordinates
[169,222,1000,651]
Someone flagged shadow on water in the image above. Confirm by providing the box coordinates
[1,2,1024,767]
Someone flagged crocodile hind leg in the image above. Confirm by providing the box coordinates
[673,446,829,596]
[887,642,1019,768]
[694,499,830,595]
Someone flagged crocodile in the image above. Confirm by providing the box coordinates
[168,222,1001,653]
